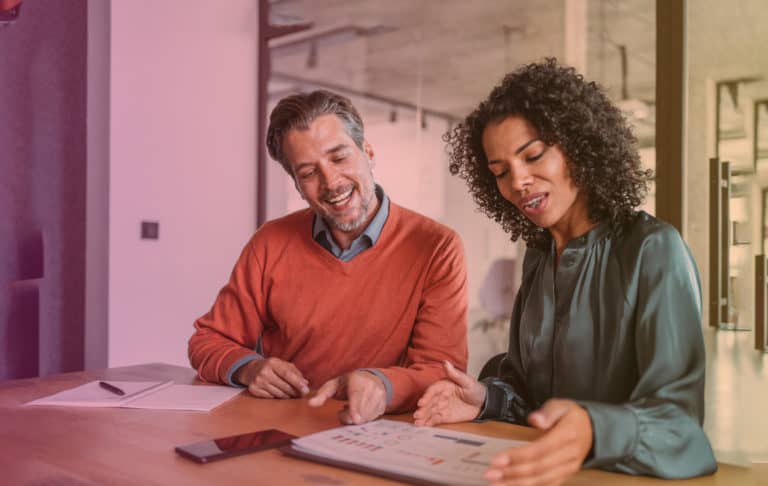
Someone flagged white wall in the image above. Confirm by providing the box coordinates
[109,0,258,367]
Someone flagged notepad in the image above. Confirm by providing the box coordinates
[26,380,242,412]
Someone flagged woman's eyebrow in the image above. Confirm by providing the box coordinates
[487,138,542,166]
[514,138,540,155]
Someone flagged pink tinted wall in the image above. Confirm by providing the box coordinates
[108,0,259,367]
[1,0,88,379]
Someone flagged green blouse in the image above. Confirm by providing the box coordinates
[479,211,717,478]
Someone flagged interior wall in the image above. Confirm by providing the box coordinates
[0,0,88,379]
[108,0,259,367]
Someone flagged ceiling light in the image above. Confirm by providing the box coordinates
[306,42,317,69]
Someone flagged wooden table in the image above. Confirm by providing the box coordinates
[0,363,764,485]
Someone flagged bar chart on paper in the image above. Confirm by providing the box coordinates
[286,420,528,485]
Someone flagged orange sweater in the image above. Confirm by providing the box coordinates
[189,203,468,412]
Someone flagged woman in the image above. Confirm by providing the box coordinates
[413,59,716,484]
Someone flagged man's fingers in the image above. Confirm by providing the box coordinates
[272,362,310,396]
[260,368,302,397]
[308,378,340,407]
[241,358,310,399]
[248,381,289,399]
[338,405,356,425]
[249,387,273,399]
[346,390,365,424]
[251,366,298,398]
[345,373,386,424]
[264,381,292,399]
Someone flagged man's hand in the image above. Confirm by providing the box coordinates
[413,361,486,426]
[483,399,593,486]
[308,370,387,424]
[234,357,309,399]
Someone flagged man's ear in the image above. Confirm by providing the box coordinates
[293,178,305,200]
[364,141,375,170]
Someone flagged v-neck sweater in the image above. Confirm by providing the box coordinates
[189,202,468,412]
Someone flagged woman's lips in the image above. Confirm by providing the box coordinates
[519,193,549,216]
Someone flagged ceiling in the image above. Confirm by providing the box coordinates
[268,0,656,144]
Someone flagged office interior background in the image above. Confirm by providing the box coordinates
[1,0,766,466]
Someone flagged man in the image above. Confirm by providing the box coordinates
[189,90,468,424]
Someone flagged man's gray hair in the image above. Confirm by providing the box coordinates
[266,90,365,175]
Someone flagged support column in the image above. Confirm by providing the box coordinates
[655,0,686,234]
[564,0,588,75]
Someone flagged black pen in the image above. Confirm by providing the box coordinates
[99,381,125,396]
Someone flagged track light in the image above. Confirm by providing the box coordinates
[306,41,318,69]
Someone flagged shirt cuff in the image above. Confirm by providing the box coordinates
[476,380,503,420]
[576,400,638,468]
[476,377,530,423]
[226,353,264,387]
[359,368,393,406]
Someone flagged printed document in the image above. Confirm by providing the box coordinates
[285,419,528,486]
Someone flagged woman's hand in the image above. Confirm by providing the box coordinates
[484,399,593,486]
[413,361,487,426]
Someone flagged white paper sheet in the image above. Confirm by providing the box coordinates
[26,380,242,412]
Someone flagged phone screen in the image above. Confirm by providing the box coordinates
[175,429,297,463]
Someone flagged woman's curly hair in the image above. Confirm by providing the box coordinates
[446,58,653,248]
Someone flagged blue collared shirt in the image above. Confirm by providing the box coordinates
[312,185,389,262]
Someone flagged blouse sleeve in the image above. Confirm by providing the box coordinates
[477,269,535,423]
[578,225,717,478]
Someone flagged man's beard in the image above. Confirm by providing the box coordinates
[323,184,375,232]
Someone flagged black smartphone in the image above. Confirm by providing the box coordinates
[175,429,297,464]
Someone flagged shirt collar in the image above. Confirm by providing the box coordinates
[551,220,612,254]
